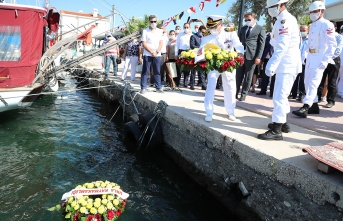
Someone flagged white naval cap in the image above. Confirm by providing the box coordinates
[206,15,225,29]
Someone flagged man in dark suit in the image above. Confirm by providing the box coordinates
[236,12,266,101]
[257,32,275,97]
[190,25,207,90]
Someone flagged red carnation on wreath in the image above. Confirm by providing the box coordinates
[107,210,115,220]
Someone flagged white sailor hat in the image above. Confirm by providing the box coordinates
[106,32,112,37]
[206,15,225,29]
[340,25,343,29]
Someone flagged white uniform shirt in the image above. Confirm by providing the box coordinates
[141,27,163,56]
[175,32,192,56]
[266,9,302,75]
[200,27,244,54]
[306,17,336,67]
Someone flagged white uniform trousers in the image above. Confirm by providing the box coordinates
[121,56,138,80]
[272,73,296,123]
[302,64,325,106]
[337,66,343,97]
[204,70,236,116]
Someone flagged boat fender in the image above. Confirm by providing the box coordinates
[138,113,163,148]
[123,121,143,143]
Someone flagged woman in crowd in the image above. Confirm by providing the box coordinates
[120,37,140,81]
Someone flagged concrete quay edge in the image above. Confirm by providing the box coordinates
[76,65,343,220]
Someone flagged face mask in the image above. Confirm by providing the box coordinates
[210,28,220,36]
[268,6,280,18]
[169,35,175,40]
[150,23,157,29]
[245,21,253,27]
[195,28,199,32]
[175,30,180,34]
[310,12,320,22]
[300,32,307,37]
[184,28,190,34]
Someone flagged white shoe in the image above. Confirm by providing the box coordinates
[228,114,236,121]
[205,114,212,122]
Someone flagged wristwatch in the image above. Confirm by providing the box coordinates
[156,50,160,54]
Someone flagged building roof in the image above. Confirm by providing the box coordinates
[60,10,109,20]
[326,0,343,8]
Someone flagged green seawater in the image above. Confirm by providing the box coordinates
[0,79,235,221]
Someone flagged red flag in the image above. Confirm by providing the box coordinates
[188,6,196,13]
[199,2,205,11]
[205,0,211,2]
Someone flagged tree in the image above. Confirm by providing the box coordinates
[123,15,151,35]
[227,0,312,27]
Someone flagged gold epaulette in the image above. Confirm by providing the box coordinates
[224,27,235,32]
[203,30,211,36]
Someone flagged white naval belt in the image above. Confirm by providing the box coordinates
[309,49,325,54]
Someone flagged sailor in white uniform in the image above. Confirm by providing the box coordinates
[201,15,244,122]
[257,0,302,140]
[292,1,336,118]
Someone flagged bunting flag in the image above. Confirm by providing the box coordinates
[199,1,204,11]
[187,6,196,13]
[158,0,225,27]
[179,11,184,20]
[216,0,226,7]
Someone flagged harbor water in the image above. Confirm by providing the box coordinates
[0,79,236,221]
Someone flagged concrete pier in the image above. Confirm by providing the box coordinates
[78,56,343,220]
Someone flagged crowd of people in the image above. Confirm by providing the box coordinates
[101,0,342,141]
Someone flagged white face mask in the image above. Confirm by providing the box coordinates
[169,35,175,40]
[175,29,180,34]
[195,28,199,32]
[310,12,320,22]
[210,28,220,36]
[300,32,307,37]
[150,23,157,29]
[184,28,190,34]
[245,21,253,27]
[268,6,280,18]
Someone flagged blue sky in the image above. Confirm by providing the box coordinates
[14,0,338,31]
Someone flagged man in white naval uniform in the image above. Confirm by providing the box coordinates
[292,1,336,118]
[257,0,302,140]
[201,15,244,122]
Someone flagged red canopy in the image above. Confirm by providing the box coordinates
[0,4,47,88]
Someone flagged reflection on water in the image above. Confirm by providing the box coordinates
[0,78,236,221]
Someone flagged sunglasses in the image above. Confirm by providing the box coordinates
[150,21,157,23]
[245,19,252,22]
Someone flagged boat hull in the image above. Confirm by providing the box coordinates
[0,84,43,113]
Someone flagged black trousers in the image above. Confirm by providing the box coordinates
[236,59,256,96]
[290,64,306,98]
[317,57,340,104]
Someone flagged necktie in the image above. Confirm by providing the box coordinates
[246,26,252,38]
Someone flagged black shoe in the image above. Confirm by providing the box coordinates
[308,103,320,114]
[216,85,221,89]
[324,102,335,108]
[269,93,273,98]
[190,85,195,90]
[268,122,290,133]
[201,85,207,90]
[257,91,266,95]
[257,127,283,140]
[292,104,309,118]
[239,95,246,101]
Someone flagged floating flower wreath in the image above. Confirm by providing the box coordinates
[49,181,129,221]
[177,43,244,74]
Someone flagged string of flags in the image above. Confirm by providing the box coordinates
[162,0,226,27]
